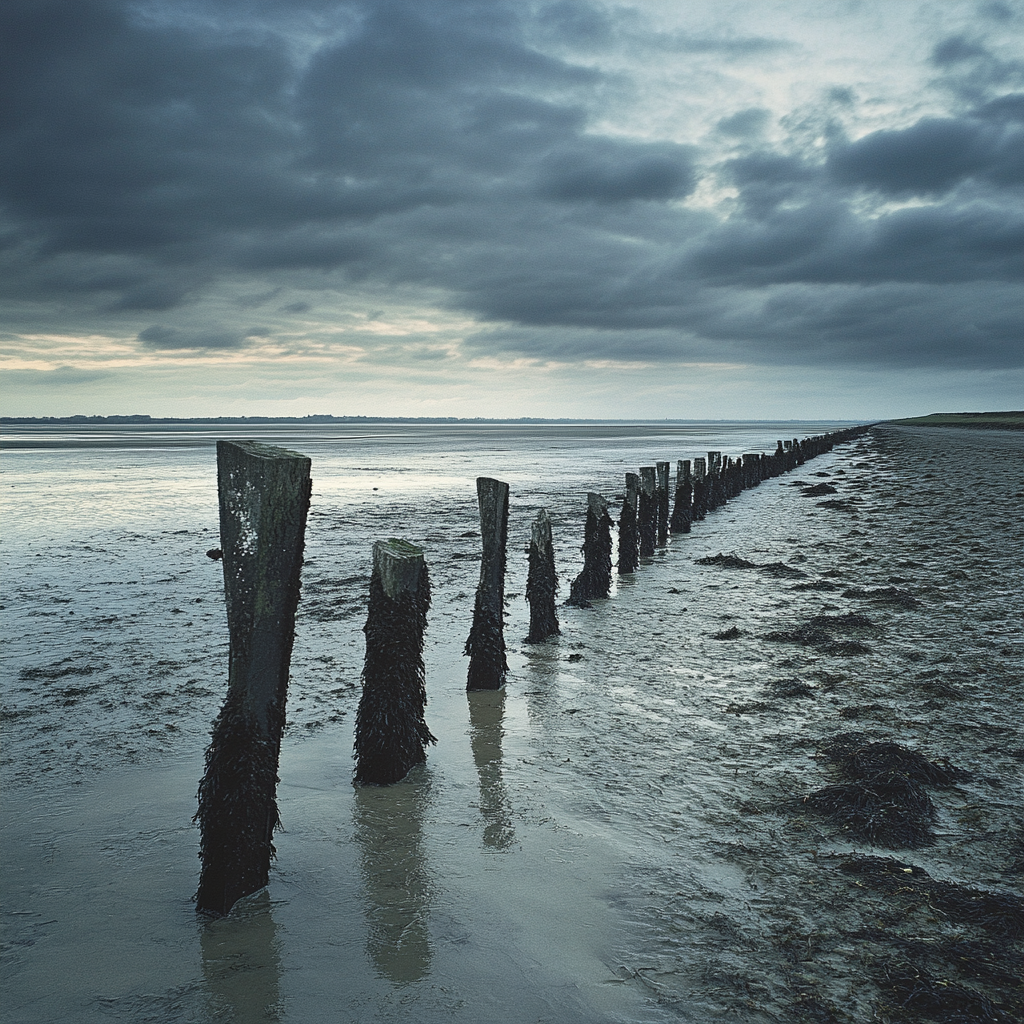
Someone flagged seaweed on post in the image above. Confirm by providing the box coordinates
[525,509,559,641]
[670,460,692,534]
[354,540,435,786]
[638,466,657,556]
[618,472,640,574]
[656,461,670,545]
[567,492,612,607]
[466,477,510,690]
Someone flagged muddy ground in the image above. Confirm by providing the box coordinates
[1,423,1022,1023]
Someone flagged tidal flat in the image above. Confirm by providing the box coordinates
[2,422,1021,1023]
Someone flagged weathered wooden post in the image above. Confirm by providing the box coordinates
[656,461,670,545]
[354,540,435,785]
[465,477,509,691]
[639,467,657,556]
[692,457,707,521]
[567,492,613,607]
[195,440,311,917]
[618,472,640,574]
[526,509,559,641]
[670,459,692,533]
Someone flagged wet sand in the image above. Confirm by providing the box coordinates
[2,423,1021,1022]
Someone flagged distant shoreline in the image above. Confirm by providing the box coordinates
[0,414,869,426]
[886,412,1024,430]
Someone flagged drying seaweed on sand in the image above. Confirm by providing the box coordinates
[838,856,1024,940]
[875,958,1015,1024]
[799,482,838,496]
[766,611,879,654]
[696,552,805,577]
[842,586,921,609]
[798,734,966,848]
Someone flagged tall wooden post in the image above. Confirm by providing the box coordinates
[670,459,692,533]
[618,472,640,574]
[639,467,657,556]
[465,477,509,691]
[656,461,670,545]
[354,540,435,785]
[195,440,311,917]
[567,492,613,607]
[526,509,559,641]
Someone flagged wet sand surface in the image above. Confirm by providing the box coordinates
[1,423,1021,1022]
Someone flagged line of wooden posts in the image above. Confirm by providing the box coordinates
[195,425,870,914]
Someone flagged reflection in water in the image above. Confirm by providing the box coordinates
[468,689,516,851]
[200,890,282,1022]
[352,774,433,984]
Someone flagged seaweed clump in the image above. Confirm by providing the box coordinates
[800,734,966,848]
[800,482,839,496]
[876,958,1012,1023]
[697,553,758,569]
[839,856,1024,940]
[842,586,921,609]
[766,612,878,655]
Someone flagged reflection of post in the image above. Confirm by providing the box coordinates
[638,467,656,557]
[469,690,515,851]
[355,540,435,785]
[656,461,670,545]
[566,492,612,607]
[618,472,639,574]
[196,440,311,917]
[353,782,432,984]
[201,890,281,1018]
[526,509,559,642]
[465,477,509,691]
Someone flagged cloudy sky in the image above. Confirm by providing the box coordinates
[2,0,1022,418]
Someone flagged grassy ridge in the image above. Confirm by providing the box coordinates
[889,411,1024,430]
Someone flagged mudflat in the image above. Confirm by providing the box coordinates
[1,422,1021,1023]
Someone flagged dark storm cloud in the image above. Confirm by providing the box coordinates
[1,0,1022,373]
[828,117,1024,193]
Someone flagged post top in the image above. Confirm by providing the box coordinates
[375,538,424,560]
[373,538,425,600]
[217,438,310,463]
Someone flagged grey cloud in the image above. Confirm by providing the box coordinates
[931,35,990,67]
[717,108,771,138]
[137,325,252,349]
[1,0,1022,377]
[827,117,1024,194]
[536,141,697,203]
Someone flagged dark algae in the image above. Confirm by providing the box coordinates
[354,541,436,785]
[799,734,966,847]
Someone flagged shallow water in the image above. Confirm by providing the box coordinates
[2,422,1021,1023]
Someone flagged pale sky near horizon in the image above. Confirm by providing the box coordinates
[2,0,1022,419]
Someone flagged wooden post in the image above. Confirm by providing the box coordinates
[691,457,707,521]
[618,472,640,574]
[567,492,612,607]
[670,459,692,533]
[639,467,657,556]
[656,461,670,545]
[195,440,311,917]
[465,477,509,691]
[526,509,559,641]
[354,540,435,785]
